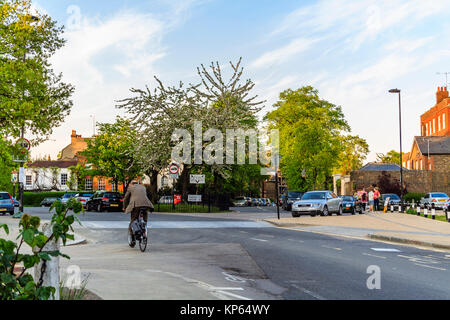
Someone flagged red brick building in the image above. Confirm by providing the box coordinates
[403,87,450,171]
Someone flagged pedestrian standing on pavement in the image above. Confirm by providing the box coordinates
[368,189,375,212]
[360,188,368,211]
[373,187,380,212]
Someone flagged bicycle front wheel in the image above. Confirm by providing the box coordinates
[139,236,147,252]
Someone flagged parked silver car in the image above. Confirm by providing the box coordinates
[233,197,248,207]
[419,192,449,209]
[291,191,342,217]
[75,192,94,208]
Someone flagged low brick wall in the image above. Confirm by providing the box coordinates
[350,170,450,195]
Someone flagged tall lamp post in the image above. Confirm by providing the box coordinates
[388,88,403,210]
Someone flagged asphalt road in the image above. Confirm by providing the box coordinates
[24,206,450,300]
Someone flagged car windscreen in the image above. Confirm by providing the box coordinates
[235,197,245,201]
[342,196,353,201]
[63,193,76,198]
[383,194,400,200]
[302,192,326,200]
[79,193,93,197]
[432,193,448,198]
[0,193,10,200]
[287,191,303,198]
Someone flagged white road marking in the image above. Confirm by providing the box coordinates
[250,238,268,242]
[321,245,342,251]
[413,263,446,271]
[288,239,305,243]
[292,284,326,300]
[240,231,249,234]
[397,255,441,265]
[215,290,251,300]
[363,253,386,259]
[371,248,401,252]
[146,269,251,300]
[259,234,275,238]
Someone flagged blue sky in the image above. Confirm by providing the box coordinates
[31,0,450,163]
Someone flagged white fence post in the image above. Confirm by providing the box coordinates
[33,223,60,300]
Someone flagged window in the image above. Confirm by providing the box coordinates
[443,113,446,129]
[161,176,169,187]
[85,178,93,191]
[425,123,428,136]
[26,175,32,186]
[61,173,68,186]
[438,115,441,131]
[98,178,105,190]
[420,159,423,170]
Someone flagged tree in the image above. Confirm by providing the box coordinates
[117,58,265,199]
[335,135,370,175]
[265,86,350,191]
[0,0,74,141]
[80,117,142,193]
[0,139,16,192]
[376,150,401,164]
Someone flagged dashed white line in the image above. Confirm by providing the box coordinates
[371,248,401,252]
[292,284,326,300]
[363,253,386,259]
[321,245,342,251]
[413,263,446,271]
[251,238,268,242]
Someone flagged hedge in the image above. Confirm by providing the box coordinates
[403,192,425,204]
[24,192,70,206]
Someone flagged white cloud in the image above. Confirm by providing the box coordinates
[250,37,318,69]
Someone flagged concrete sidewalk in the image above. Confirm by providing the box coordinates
[265,212,450,250]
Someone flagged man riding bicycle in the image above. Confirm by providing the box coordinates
[123,180,154,247]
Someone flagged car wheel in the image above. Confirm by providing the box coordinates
[321,206,329,216]
[351,207,355,215]
[97,204,103,212]
[337,206,342,216]
[292,212,299,218]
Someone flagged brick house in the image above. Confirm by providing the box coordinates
[403,87,450,172]
[349,87,450,195]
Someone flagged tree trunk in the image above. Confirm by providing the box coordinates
[181,165,191,202]
[148,169,159,203]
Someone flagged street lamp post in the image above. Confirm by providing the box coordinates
[389,88,403,210]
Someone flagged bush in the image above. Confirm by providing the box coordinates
[403,192,425,204]
[24,192,68,206]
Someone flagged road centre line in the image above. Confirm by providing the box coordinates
[251,238,268,242]
[363,253,386,259]
[413,263,446,271]
[321,245,342,251]
[291,284,326,300]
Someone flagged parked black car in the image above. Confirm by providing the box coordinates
[282,191,305,211]
[40,197,61,207]
[338,195,364,214]
[86,191,124,212]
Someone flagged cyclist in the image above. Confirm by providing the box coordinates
[123,180,154,246]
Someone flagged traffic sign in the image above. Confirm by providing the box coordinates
[16,138,31,154]
[188,195,202,202]
[190,174,205,184]
[169,163,179,179]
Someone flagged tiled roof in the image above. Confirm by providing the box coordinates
[28,160,78,169]
[360,162,405,171]
[415,136,450,155]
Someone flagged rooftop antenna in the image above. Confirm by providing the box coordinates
[436,72,450,88]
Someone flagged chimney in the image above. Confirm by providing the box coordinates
[71,130,81,143]
[436,86,448,104]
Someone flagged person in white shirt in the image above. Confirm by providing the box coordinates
[368,189,375,212]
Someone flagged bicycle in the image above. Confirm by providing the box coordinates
[128,208,149,252]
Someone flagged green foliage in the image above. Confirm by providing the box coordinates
[265,86,350,191]
[404,192,425,204]
[23,192,66,206]
[59,275,90,300]
[0,0,74,141]
[0,197,83,300]
[80,117,141,193]
[0,139,17,192]
[335,135,370,174]
[376,150,401,165]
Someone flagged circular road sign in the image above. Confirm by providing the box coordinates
[16,138,31,154]
[169,163,179,175]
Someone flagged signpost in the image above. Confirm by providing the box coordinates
[190,174,205,184]
[15,138,30,213]
[169,163,180,209]
[188,195,202,203]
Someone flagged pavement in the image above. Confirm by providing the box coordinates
[265,211,450,250]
